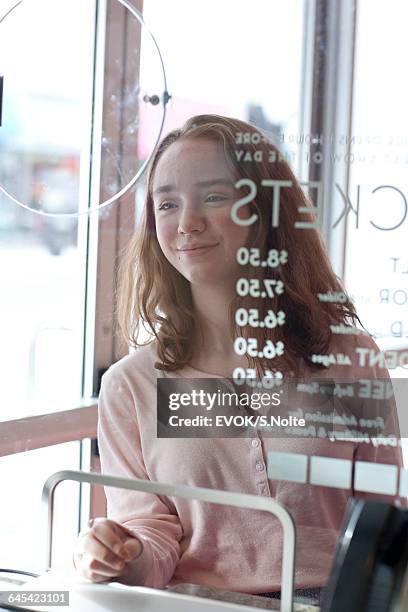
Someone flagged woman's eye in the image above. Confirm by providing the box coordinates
[158,202,175,211]
[205,194,228,203]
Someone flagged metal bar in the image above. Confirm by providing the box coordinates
[307,0,358,278]
[42,470,296,612]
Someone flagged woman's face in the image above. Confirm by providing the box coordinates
[152,137,251,286]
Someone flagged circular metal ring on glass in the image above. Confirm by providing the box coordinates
[0,0,169,217]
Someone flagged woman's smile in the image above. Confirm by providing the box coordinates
[177,243,219,256]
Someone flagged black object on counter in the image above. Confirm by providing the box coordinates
[321,498,408,611]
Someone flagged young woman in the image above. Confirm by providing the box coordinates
[73,114,402,603]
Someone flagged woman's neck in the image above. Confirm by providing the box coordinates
[188,282,250,375]
[190,282,234,351]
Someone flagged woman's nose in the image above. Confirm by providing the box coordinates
[177,205,206,235]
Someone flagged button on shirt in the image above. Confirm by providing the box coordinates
[98,340,403,593]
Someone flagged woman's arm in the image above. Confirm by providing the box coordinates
[97,366,183,588]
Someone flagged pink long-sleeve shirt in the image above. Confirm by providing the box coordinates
[97,335,403,594]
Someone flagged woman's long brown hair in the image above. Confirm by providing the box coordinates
[117,114,360,377]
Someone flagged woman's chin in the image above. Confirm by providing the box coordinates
[186,273,219,285]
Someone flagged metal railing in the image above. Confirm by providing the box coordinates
[43,470,296,612]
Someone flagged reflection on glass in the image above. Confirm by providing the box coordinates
[0,0,168,216]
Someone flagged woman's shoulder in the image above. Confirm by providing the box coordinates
[303,328,387,380]
[333,328,389,379]
[102,340,161,388]
[330,328,380,360]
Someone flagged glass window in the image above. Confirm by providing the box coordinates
[139,0,305,169]
[344,0,408,361]
[343,1,408,466]
[0,0,97,579]
[0,0,96,420]
[0,0,406,604]
[0,442,81,573]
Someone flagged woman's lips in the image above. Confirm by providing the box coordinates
[177,244,218,256]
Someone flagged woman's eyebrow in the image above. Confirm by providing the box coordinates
[153,179,234,195]
[195,179,234,188]
[153,184,174,196]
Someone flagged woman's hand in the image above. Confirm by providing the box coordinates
[73,517,143,583]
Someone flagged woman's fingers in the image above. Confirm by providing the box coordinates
[74,518,144,583]
[121,536,143,560]
[88,518,132,559]
[91,519,143,560]
[93,519,143,561]
[78,530,126,568]
[79,552,126,582]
